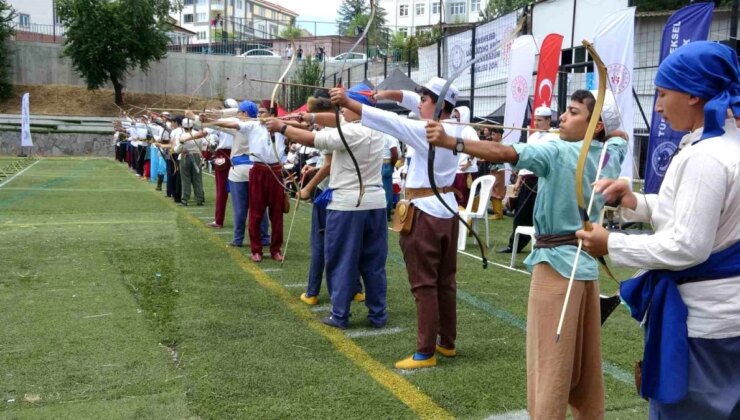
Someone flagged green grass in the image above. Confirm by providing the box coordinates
[0,157,649,419]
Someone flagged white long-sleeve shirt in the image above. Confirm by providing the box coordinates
[608,119,740,339]
[361,91,476,219]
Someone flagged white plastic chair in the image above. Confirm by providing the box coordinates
[457,175,496,251]
[510,226,536,268]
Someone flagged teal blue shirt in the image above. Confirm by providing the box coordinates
[512,137,627,279]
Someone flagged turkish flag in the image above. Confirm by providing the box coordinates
[531,34,563,128]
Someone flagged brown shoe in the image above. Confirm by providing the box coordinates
[271,251,284,262]
[251,253,262,263]
[207,222,223,228]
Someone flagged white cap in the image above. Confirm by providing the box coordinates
[534,106,552,117]
[224,98,239,109]
[589,90,621,134]
[423,76,459,106]
[182,118,194,129]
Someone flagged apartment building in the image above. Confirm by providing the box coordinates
[171,0,298,44]
[379,0,482,36]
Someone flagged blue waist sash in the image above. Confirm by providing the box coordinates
[314,188,333,209]
[620,240,740,403]
[231,155,253,166]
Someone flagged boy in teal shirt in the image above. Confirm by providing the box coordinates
[426,89,627,419]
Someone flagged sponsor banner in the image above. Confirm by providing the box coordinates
[644,2,714,193]
[444,10,520,91]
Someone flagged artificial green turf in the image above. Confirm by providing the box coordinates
[0,157,649,419]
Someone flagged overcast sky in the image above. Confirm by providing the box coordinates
[276,0,342,36]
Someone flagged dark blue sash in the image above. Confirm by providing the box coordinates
[620,240,740,403]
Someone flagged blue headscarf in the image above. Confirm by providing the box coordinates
[238,100,258,118]
[654,41,740,141]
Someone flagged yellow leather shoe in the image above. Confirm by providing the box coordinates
[435,345,457,357]
[394,354,437,370]
[300,293,318,305]
[353,292,365,302]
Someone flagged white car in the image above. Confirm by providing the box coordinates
[237,49,281,58]
[326,52,368,64]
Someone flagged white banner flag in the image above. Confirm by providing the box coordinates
[21,92,33,147]
[593,7,636,180]
[502,35,536,145]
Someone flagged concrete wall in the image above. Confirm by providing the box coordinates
[0,130,114,157]
[10,41,347,101]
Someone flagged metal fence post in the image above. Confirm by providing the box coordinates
[437,38,442,77]
[407,44,411,78]
[469,24,476,117]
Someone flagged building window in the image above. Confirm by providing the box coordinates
[451,2,465,15]
[197,31,207,40]
[471,0,480,12]
[237,0,243,9]
[183,0,193,5]
[399,4,408,17]
[415,3,425,16]
[398,28,408,37]
[19,14,30,27]
[197,12,207,22]
[183,14,194,23]
[432,2,440,14]
[197,0,206,5]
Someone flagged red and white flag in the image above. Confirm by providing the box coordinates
[531,34,563,127]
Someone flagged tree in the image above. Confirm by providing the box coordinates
[337,0,390,54]
[56,0,178,105]
[0,0,16,100]
[279,25,301,40]
[287,56,322,110]
[479,0,528,22]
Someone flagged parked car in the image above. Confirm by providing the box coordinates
[237,49,281,58]
[326,52,368,64]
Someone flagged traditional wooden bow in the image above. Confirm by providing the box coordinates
[555,40,622,341]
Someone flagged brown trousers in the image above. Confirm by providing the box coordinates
[527,264,605,420]
[399,210,458,355]
[491,169,505,200]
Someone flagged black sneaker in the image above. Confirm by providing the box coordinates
[497,246,513,254]
[321,316,347,330]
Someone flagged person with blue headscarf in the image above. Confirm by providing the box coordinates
[577,41,740,419]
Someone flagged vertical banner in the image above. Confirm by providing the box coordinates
[644,2,714,193]
[21,93,33,147]
[593,7,636,180]
[502,35,537,145]
[531,33,563,127]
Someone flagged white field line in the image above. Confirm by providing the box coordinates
[82,313,112,319]
[0,159,41,188]
[0,187,150,192]
[484,409,530,420]
[345,326,403,338]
